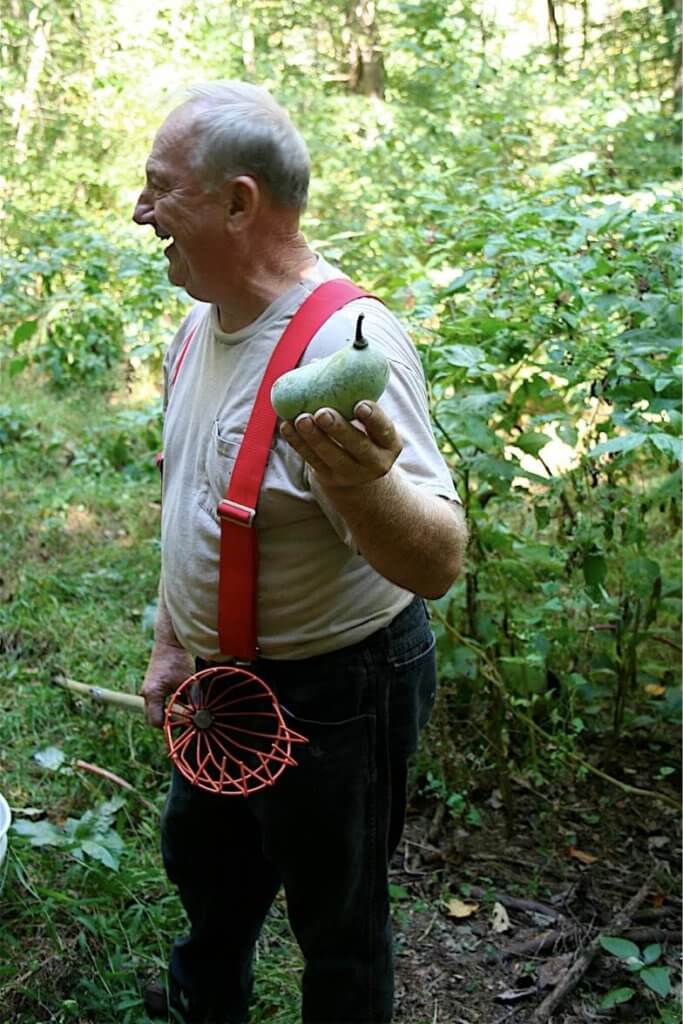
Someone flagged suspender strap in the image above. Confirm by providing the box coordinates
[217,279,371,659]
[170,324,199,386]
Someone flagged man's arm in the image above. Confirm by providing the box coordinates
[140,583,194,728]
[280,401,467,599]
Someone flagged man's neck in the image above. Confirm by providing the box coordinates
[216,235,317,334]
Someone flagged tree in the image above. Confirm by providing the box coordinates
[345,0,385,97]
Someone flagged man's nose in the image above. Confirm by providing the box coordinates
[133,193,155,226]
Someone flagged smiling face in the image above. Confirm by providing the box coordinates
[132,104,231,302]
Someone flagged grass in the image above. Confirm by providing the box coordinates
[0,373,305,1023]
[1,369,680,1024]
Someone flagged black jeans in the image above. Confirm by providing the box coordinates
[160,597,436,1024]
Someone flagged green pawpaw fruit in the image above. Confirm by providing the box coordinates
[271,314,390,421]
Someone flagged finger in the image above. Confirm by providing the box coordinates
[312,408,376,463]
[141,687,165,729]
[279,420,336,476]
[291,414,359,471]
[352,402,402,453]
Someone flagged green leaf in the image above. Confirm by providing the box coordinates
[8,356,29,378]
[80,839,119,872]
[600,987,635,1009]
[624,557,660,597]
[640,966,672,998]
[650,433,683,462]
[589,433,648,458]
[515,431,552,457]
[12,819,66,848]
[444,344,486,369]
[389,883,409,901]
[466,806,482,827]
[534,505,551,530]
[600,936,641,960]
[642,943,662,965]
[32,746,66,771]
[583,550,607,591]
[12,321,39,347]
[445,270,476,293]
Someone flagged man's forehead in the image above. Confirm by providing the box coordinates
[157,103,198,144]
[147,105,198,172]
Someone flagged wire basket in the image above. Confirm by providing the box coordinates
[163,666,307,796]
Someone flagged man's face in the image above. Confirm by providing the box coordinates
[132,105,228,302]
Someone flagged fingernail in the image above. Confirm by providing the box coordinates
[316,409,333,427]
[295,414,314,434]
[354,402,372,418]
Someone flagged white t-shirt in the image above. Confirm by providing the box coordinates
[160,256,459,660]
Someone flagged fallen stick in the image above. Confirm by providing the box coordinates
[530,875,653,1023]
[503,928,580,958]
[55,676,145,712]
[622,927,681,944]
[74,759,157,814]
[503,924,679,960]
[468,886,567,922]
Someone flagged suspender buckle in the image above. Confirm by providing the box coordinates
[217,499,256,527]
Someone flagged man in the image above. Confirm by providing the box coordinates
[134,81,467,1024]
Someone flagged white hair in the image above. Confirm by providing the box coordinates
[184,81,310,210]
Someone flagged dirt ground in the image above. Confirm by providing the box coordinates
[391,771,681,1024]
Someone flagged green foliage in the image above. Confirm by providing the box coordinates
[13,796,126,872]
[599,935,674,1007]
[0,2,680,1019]
[0,209,189,388]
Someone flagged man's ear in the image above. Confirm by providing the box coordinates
[222,176,259,231]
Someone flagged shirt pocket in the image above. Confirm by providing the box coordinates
[198,420,242,518]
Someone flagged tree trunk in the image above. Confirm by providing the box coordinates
[241,13,256,76]
[660,0,682,111]
[13,5,51,163]
[581,0,589,65]
[345,0,385,98]
[547,0,562,69]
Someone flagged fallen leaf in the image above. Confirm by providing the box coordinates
[490,901,511,933]
[495,986,538,1003]
[567,846,598,864]
[446,897,480,918]
[645,684,666,697]
[32,746,66,772]
[536,953,573,990]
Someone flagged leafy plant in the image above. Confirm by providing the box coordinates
[12,797,126,871]
[599,935,673,1008]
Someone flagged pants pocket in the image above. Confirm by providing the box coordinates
[387,633,437,758]
[280,707,375,781]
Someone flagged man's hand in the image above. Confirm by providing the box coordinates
[279,401,402,490]
[281,399,466,598]
[141,643,194,729]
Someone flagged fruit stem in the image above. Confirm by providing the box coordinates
[353,314,368,349]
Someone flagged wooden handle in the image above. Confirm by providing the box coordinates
[55,676,145,713]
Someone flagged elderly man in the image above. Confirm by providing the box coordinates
[134,81,466,1024]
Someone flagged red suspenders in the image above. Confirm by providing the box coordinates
[165,279,372,660]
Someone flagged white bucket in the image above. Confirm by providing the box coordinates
[0,793,11,868]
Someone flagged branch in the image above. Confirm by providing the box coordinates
[530,875,654,1022]
[74,760,157,814]
[55,676,145,712]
